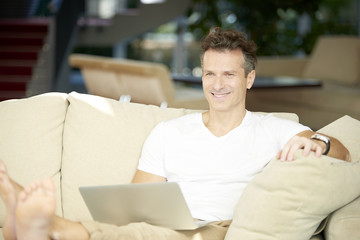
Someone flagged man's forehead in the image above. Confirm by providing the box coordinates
[202,49,245,68]
[203,49,244,62]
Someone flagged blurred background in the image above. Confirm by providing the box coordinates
[0,0,358,95]
[0,0,359,129]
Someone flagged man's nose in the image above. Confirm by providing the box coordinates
[213,76,225,90]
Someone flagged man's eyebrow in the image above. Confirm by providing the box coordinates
[224,70,237,74]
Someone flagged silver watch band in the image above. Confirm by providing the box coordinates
[311,134,331,155]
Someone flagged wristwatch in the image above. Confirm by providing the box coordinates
[311,134,331,155]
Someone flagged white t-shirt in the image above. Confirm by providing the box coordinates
[137,111,310,221]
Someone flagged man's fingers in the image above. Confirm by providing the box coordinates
[278,136,325,162]
[278,145,290,161]
[302,142,312,156]
[286,142,303,161]
[315,145,323,157]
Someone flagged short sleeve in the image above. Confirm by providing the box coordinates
[262,114,311,149]
[137,121,167,177]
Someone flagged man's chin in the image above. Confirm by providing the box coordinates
[208,100,245,113]
[209,102,231,112]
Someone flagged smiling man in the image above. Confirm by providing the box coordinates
[202,42,255,112]
[0,27,351,240]
[132,27,350,234]
[201,48,255,136]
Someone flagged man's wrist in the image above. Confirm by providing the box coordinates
[311,134,331,155]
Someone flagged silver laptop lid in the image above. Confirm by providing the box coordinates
[79,182,203,230]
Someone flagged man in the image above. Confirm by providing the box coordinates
[0,27,351,240]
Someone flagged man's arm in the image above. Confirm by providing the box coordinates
[277,130,351,162]
[131,170,167,183]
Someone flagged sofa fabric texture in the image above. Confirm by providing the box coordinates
[0,92,68,220]
[0,92,359,240]
[61,93,197,221]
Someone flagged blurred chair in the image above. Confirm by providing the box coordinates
[69,54,208,109]
[256,35,360,85]
[249,35,360,130]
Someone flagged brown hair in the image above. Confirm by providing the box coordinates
[201,27,257,76]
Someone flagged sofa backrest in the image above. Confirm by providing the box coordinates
[303,35,360,85]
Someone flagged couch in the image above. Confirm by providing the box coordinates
[0,92,359,240]
[248,35,360,130]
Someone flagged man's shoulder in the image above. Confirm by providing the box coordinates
[247,111,295,122]
[245,111,272,123]
[164,112,201,126]
[246,111,296,128]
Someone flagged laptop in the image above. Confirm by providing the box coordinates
[79,182,213,230]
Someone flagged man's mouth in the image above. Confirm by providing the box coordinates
[211,92,230,98]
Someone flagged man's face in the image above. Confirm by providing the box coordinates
[202,49,254,112]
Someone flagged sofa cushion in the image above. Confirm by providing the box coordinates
[61,92,197,221]
[317,115,360,160]
[324,196,360,240]
[225,115,360,240]
[0,92,68,225]
[320,115,360,240]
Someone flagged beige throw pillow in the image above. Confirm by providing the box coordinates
[319,115,360,240]
[324,196,360,240]
[0,93,68,225]
[225,115,360,240]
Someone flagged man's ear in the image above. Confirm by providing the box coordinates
[246,70,256,89]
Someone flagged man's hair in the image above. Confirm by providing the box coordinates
[200,27,257,77]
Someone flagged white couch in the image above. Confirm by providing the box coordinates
[0,92,359,240]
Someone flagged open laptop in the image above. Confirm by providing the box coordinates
[79,182,213,230]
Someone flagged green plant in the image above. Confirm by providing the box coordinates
[187,0,358,55]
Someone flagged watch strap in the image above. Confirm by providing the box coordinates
[311,134,331,155]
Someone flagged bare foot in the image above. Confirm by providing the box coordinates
[0,160,17,240]
[15,178,56,240]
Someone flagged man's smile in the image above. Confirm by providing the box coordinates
[211,92,231,99]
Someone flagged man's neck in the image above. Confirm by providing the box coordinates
[202,107,247,137]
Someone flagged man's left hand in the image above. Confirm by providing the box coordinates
[277,135,323,162]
